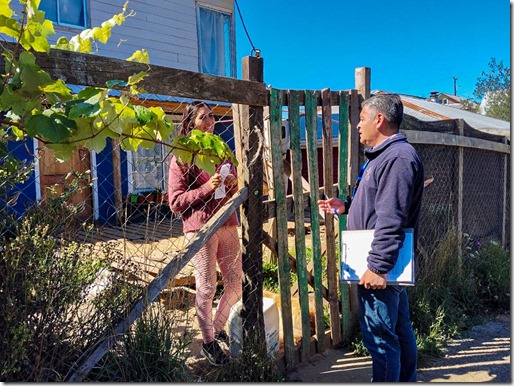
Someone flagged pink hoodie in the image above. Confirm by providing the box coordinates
[167,155,239,233]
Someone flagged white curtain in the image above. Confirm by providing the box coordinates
[198,7,230,76]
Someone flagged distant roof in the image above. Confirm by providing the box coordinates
[371,91,510,138]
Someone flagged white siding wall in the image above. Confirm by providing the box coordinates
[10,0,234,72]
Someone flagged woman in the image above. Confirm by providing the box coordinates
[167,101,241,366]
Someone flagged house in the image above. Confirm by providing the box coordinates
[7,0,237,224]
[400,92,510,138]
[425,91,475,109]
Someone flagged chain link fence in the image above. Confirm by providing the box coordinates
[1,55,510,380]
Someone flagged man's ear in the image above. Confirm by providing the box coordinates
[375,113,385,127]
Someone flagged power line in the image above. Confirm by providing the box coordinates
[234,0,260,57]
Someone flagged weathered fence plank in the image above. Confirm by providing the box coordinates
[2,42,268,107]
[269,88,295,370]
[321,88,341,345]
[288,90,311,362]
[337,91,352,341]
[304,90,326,353]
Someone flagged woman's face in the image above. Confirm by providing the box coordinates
[193,106,215,133]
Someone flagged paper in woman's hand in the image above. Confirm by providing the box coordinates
[214,163,231,199]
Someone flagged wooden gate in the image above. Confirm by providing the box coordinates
[265,87,361,370]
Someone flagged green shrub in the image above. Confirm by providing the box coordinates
[87,304,196,382]
[0,203,110,381]
[410,230,510,358]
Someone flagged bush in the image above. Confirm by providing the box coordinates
[0,202,111,381]
[86,304,196,382]
[410,230,510,358]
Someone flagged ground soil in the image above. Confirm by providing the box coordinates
[287,312,511,382]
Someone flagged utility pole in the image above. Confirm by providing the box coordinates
[453,76,458,96]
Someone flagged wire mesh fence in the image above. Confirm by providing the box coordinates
[1,53,510,380]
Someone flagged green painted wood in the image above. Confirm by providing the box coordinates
[321,88,341,345]
[304,90,326,353]
[269,88,295,370]
[338,91,351,341]
[287,90,311,362]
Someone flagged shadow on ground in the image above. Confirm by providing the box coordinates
[287,313,510,383]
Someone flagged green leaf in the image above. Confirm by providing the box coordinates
[173,148,193,164]
[52,36,71,50]
[194,154,216,176]
[26,113,74,143]
[134,105,154,125]
[69,100,101,119]
[77,87,104,100]
[21,10,55,52]
[41,79,72,99]
[126,49,149,64]
[0,14,20,38]
[120,136,143,152]
[105,79,128,88]
[127,71,148,86]
[45,143,76,161]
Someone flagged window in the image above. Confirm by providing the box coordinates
[39,0,88,29]
[197,4,235,77]
[128,144,169,193]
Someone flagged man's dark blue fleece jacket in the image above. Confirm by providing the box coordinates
[347,133,424,275]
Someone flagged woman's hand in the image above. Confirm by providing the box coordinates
[208,173,222,190]
[224,173,238,195]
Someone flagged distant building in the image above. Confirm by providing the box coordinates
[426,91,479,111]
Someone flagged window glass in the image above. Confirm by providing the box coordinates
[198,6,234,77]
[41,0,57,21]
[130,144,167,192]
[40,0,87,28]
[60,0,85,26]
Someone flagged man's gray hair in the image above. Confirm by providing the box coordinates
[362,94,403,128]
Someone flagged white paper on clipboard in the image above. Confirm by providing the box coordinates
[340,228,415,285]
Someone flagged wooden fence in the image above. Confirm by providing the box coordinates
[16,45,510,379]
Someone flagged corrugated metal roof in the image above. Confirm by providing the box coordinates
[368,91,510,138]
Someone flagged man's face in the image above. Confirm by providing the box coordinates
[357,105,380,147]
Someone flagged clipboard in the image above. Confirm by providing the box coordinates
[340,228,415,285]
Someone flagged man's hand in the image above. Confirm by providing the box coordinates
[359,269,387,289]
[317,197,346,215]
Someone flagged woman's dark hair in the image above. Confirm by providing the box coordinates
[180,100,211,135]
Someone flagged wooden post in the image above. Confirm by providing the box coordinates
[355,67,371,101]
[232,56,266,353]
[457,120,464,259]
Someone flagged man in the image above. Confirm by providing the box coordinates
[318,93,424,382]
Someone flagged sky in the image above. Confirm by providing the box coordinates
[234,0,511,101]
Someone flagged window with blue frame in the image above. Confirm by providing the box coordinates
[39,0,88,29]
[197,4,235,77]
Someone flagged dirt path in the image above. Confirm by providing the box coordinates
[288,312,510,382]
